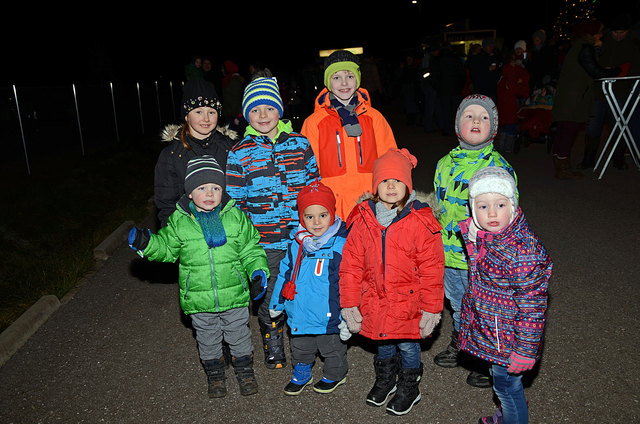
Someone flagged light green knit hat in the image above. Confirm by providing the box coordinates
[323,50,361,89]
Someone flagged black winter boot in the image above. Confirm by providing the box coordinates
[259,316,287,369]
[202,357,227,398]
[578,136,600,169]
[366,354,400,407]
[434,330,459,368]
[386,363,423,416]
[232,354,259,396]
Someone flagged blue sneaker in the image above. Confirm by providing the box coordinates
[284,363,313,395]
[313,376,347,393]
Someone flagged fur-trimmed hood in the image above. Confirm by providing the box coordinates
[353,189,442,220]
[160,124,239,143]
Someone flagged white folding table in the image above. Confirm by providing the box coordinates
[593,75,640,179]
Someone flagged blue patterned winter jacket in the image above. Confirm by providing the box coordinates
[226,120,320,250]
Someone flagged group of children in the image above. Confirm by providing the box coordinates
[127,50,553,424]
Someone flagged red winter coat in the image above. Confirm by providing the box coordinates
[339,199,445,340]
[497,62,530,125]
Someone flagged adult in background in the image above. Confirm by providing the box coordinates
[551,19,627,179]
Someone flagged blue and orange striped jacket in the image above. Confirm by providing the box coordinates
[226,120,320,250]
[458,208,552,367]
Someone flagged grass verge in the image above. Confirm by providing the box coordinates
[0,138,162,333]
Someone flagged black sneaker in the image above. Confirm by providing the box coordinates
[313,377,346,394]
[284,378,313,395]
[467,370,491,388]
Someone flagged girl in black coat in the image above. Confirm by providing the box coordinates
[154,79,239,227]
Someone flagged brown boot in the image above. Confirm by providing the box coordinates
[553,155,583,180]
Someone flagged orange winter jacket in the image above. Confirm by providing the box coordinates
[301,88,397,220]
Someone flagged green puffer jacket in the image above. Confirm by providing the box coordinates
[143,194,269,315]
[433,145,517,270]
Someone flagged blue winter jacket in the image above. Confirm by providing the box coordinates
[269,221,348,335]
[226,120,320,251]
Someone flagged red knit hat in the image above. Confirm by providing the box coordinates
[297,180,337,226]
[372,148,418,194]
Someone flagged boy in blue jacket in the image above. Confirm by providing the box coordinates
[269,180,350,395]
[226,76,320,369]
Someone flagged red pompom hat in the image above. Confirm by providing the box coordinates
[296,180,337,226]
[372,148,418,194]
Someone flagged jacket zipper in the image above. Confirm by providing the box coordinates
[209,249,219,312]
[494,315,501,352]
[336,131,342,167]
[357,136,362,165]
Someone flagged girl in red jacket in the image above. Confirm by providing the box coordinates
[340,148,445,416]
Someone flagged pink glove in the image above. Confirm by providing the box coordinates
[341,307,363,333]
[419,311,441,338]
[508,352,536,374]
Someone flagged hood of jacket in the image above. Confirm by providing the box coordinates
[243,119,293,141]
[312,87,373,115]
[160,123,239,143]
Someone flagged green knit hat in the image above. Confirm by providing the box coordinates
[323,50,361,89]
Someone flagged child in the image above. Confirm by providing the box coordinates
[458,167,552,424]
[226,76,320,369]
[340,148,445,416]
[432,94,517,388]
[128,156,269,398]
[269,180,350,395]
[154,78,238,227]
[301,49,397,221]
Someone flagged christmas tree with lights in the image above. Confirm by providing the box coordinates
[553,0,599,40]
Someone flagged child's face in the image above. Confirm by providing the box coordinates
[302,205,332,237]
[377,179,407,210]
[247,104,280,140]
[459,104,491,145]
[186,107,218,140]
[189,183,223,212]
[473,193,512,233]
[329,70,357,103]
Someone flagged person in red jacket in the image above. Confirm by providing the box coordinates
[301,50,397,221]
[339,148,445,416]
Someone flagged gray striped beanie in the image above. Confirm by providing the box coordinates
[242,77,283,120]
[184,155,225,194]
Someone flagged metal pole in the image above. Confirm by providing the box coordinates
[170,81,176,121]
[155,81,162,126]
[109,82,120,143]
[72,84,86,157]
[137,82,145,134]
[12,85,31,175]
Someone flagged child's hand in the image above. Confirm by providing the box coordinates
[338,321,352,341]
[419,311,441,338]
[251,270,268,300]
[507,352,536,374]
[341,307,362,333]
[128,227,150,256]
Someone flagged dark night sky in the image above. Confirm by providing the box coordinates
[5,1,638,86]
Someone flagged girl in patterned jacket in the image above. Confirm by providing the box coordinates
[458,166,553,424]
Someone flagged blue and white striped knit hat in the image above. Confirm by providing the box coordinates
[242,77,283,121]
[184,155,226,194]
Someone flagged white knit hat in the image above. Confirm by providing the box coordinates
[468,167,518,225]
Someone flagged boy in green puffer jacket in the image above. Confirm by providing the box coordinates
[128,156,269,398]
[432,95,518,389]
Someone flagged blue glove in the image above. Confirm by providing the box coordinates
[250,270,268,300]
[128,227,150,257]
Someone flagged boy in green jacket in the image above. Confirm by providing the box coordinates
[432,95,517,388]
[129,156,269,398]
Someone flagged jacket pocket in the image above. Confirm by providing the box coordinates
[183,273,191,300]
[388,286,420,320]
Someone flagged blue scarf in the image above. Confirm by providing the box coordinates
[189,202,227,248]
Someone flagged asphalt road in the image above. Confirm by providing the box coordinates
[1,104,639,423]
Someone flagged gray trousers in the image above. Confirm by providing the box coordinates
[190,307,252,361]
[256,249,286,325]
[290,334,348,381]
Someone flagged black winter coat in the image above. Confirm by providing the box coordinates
[154,124,238,227]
